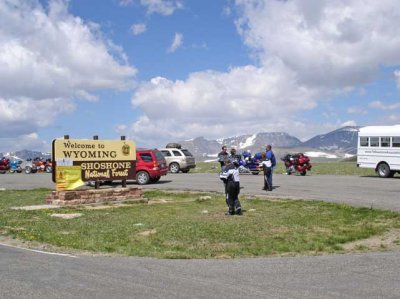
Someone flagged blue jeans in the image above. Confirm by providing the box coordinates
[264,167,273,190]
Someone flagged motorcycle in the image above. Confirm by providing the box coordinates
[24,158,37,174]
[281,153,312,176]
[0,157,10,174]
[9,159,23,173]
[44,158,53,173]
[236,151,262,175]
[24,157,52,174]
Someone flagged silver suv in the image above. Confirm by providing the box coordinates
[160,146,196,173]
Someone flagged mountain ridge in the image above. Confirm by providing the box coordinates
[179,126,360,159]
[1,126,359,160]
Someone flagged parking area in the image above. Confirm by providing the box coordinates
[1,172,399,212]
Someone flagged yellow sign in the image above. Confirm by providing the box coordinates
[53,139,136,161]
[56,166,85,191]
[52,139,136,185]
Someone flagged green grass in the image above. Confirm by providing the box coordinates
[1,189,399,258]
[193,161,377,176]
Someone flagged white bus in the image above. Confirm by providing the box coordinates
[357,125,400,178]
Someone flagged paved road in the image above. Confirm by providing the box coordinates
[1,172,400,298]
[1,172,399,211]
[1,243,400,299]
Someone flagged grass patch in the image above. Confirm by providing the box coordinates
[193,161,376,176]
[1,189,399,258]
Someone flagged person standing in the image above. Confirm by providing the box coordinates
[218,145,229,170]
[219,159,242,215]
[265,144,276,191]
[229,148,241,165]
[261,152,272,191]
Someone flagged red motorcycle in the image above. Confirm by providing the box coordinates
[281,153,312,176]
[0,157,10,174]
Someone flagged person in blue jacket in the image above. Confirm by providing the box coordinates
[265,144,276,191]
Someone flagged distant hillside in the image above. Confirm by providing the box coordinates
[2,126,361,161]
[180,132,302,158]
[1,150,51,161]
[301,126,359,155]
[177,127,360,160]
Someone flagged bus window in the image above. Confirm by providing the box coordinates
[360,137,369,147]
[370,137,379,147]
[381,137,390,147]
[393,137,400,148]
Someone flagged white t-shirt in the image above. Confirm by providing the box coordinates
[262,159,272,168]
[220,168,240,182]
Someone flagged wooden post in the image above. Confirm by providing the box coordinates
[121,136,127,188]
[94,135,99,189]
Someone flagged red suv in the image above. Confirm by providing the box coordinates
[135,149,168,185]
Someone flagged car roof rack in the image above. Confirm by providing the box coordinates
[165,143,182,149]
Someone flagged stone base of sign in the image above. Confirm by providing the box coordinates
[45,187,145,206]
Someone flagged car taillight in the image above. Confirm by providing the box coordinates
[153,162,159,170]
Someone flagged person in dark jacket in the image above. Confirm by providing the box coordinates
[229,148,241,164]
[219,159,242,215]
[217,146,229,170]
[265,144,276,191]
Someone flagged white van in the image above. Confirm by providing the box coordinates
[357,125,400,177]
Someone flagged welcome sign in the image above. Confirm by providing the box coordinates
[52,139,136,188]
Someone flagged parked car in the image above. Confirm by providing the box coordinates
[135,148,168,185]
[159,145,196,173]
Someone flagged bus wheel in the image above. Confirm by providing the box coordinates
[377,163,391,178]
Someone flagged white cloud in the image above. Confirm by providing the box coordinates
[130,62,318,145]
[235,0,400,89]
[347,106,367,114]
[341,120,357,127]
[140,0,183,16]
[119,0,400,146]
[0,0,136,101]
[0,0,136,143]
[131,23,147,35]
[167,32,183,53]
[369,100,400,110]
[119,0,134,6]
[222,6,232,17]
[388,114,400,122]
[0,97,74,138]
[0,133,50,153]
[394,70,400,89]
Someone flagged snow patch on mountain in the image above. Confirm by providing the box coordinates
[305,151,338,159]
[239,134,256,149]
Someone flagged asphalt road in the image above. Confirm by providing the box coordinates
[1,172,399,211]
[1,172,400,298]
[1,243,400,299]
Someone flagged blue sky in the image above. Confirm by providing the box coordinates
[1,0,400,152]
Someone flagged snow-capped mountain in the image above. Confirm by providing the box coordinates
[0,150,51,161]
[178,127,359,159]
[180,132,302,158]
[1,127,360,161]
[301,126,359,155]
